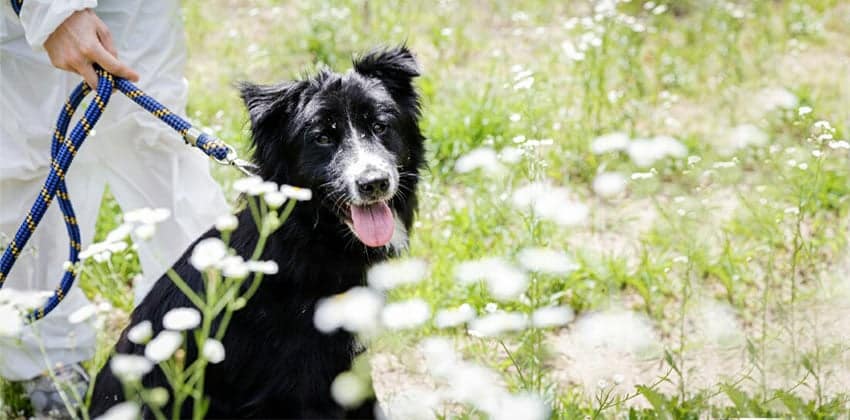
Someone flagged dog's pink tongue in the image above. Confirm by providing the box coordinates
[350,202,394,247]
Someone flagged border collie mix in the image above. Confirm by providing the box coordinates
[90,46,424,419]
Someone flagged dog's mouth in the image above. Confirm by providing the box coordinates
[343,201,395,248]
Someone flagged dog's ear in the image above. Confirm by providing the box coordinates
[353,46,420,103]
[238,81,304,129]
[238,81,306,180]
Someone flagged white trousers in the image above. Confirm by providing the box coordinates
[0,1,229,380]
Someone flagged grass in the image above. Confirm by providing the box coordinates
[2,0,849,418]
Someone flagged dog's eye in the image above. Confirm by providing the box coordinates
[316,134,333,146]
[372,122,387,135]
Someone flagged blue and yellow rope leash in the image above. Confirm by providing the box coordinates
[1,0,255,321]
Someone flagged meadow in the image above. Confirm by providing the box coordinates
[2,0,849,418]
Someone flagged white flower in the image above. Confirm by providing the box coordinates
[444,362,505,409]
[314,287,384,334]
[257,181,279,195]
[68,304,97,324]
[94,402,140,420]
[0,306,24,337]
[812,120,832,132]
[435,303,476,328]
[79,239,127,261]
[627,136,687,167]
[134,223,156,240]
[246,260,279,275]
[673,255,689,264]
[420,337,546,419]
[280,185,312,201]
[513,75,534,91]
[381,299,431,330]
[110,354,153,381]
[590,132,629,154]
[517,247,578,275]
[215,214,239,232]
[592,172,628,198]
[456,258,528,301]
[573,310,659,354]
[722,124,768,152]
[330,372,369,408]
[655,135,687,159]
[531,306,575,328]
[420,337,460,377]
[104,224,132,243]
[492,393,549,420]
[383,388,444,420]
[144,330,183,362]
[0,288,51,311]
[162,307,201,331]
[798,106,813,116]
[232,176,264,195]
[127,321,153,344]
[631,170,655,180]
[561,40,586,61]
[511,182,589,226]
[234,178,276,196]
[455,147,503,174]
[468,312,527,337]
[499,147,524,163]
[221,255,250,279]
[754,87,798,113]
[367,258,428,291]
[124,207,170,225]
[202,339,226,364]
[264,191,286,209]
[189,238,228,271]
[828,140,850,150]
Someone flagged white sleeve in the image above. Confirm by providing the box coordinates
[1,2,20,21]
[17,0,97,50]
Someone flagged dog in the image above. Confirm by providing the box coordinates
[89,46,425,419]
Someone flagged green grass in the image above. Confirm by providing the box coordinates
[3,0,850,418]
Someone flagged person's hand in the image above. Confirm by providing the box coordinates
[44,9,140,89]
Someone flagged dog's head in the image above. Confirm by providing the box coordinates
[239,46,425,250]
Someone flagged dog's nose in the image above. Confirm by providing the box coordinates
[356,170,390,199]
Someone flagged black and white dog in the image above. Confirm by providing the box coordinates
[90,46,425,419]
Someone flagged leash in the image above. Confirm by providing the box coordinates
[1,0,256,321]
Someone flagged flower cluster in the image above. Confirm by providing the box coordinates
[188,237,278,277]
[109,305,227,382]
[395,337,550,420]
[0,289,53,337]
[232,176,312,202]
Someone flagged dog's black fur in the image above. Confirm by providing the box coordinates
[89,46,424,419]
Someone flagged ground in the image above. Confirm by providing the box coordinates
[1,0,849,418]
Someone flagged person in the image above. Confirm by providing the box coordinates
[0,0,228,415]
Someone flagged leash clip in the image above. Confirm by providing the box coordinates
[215,145,258,177]
[184,128,258,176]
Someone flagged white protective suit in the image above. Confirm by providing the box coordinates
[0,0,228,380]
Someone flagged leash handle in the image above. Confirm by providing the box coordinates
[1,59,254,320]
